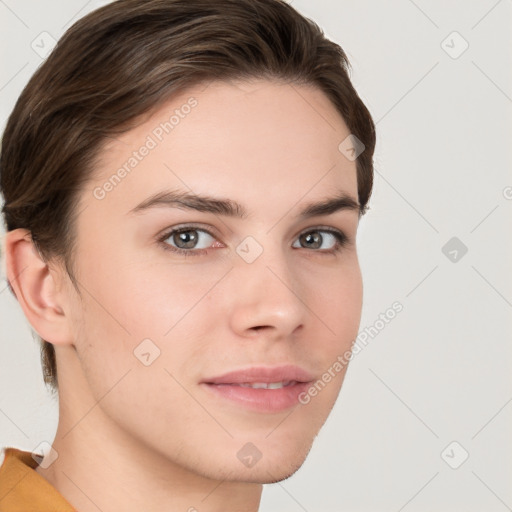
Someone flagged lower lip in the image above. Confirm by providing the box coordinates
[200,382,311,413]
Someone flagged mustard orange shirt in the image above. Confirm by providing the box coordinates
[0,447,75,511]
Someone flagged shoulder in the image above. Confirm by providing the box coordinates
[0,446,75,512]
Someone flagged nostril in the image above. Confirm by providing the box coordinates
[252,325,269,332]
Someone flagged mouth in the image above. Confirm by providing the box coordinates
[236,380,298,389]
[200,365,314,413]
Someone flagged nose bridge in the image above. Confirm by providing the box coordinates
[229,233,307,336]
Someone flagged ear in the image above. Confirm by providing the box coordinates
[2,228,74,346]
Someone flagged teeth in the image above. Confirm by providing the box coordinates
[267,381,287,389]
[237,381,294,389]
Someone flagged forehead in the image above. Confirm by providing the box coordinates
[83,79,358,221]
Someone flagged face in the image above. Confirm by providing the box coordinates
[62,78,363,482]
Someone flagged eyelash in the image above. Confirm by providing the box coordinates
[157,224,350,258]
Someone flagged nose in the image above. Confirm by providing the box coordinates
[228,245,308,340]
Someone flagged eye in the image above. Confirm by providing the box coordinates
[159,226,218,256]
[292,228,348,253]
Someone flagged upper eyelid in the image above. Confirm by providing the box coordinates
[158,223,217,240]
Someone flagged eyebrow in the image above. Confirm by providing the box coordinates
[127,189,362,219]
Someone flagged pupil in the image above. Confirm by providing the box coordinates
[304,232,321,248]
[177,230,197,248]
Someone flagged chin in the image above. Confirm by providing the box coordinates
[198,435,316,484]
[242,454,311,484]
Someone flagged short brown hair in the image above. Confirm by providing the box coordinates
[0,0,376,394]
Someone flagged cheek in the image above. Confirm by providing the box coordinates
[120,261,228,342]
[72,256,223,384]
[295,264,362,417]
[308,256,363,343]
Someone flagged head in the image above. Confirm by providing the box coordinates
[1,0,375,483]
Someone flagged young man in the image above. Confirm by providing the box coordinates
[0,0,376,510]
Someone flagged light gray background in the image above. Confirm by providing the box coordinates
[1,1,511,511]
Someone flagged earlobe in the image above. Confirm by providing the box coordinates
[3,228,74,346]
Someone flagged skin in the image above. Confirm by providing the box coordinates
[5,78,363,512]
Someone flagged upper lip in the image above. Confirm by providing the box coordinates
[202,364,315,384]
